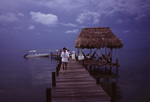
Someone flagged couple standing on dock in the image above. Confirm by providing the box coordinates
[61,47,69,74]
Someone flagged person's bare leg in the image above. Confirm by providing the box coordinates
[62,63,65,73]
[65,63,67,73]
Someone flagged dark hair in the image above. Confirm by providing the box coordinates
[63,47,67,50]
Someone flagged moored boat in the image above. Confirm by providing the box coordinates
[24,53,49,58]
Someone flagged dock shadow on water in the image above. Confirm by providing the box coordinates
[84,64,122,102]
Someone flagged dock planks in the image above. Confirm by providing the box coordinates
[51,60,111,102]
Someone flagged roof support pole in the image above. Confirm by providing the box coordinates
[116,48,118,65]
[98,48,100,58]
[116,48,118,59]
[77,48,79,56]
[110,49,112,63]
[98,48,100,65]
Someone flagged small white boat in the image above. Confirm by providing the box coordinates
[24,53,49,58]
[29,50,37,53]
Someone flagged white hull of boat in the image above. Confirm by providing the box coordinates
[24,53,49,58]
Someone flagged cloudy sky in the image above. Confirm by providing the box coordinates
[0,0,150,51]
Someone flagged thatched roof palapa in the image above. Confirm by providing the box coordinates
[75,27,123,49]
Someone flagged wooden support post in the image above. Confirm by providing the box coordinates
[105,47,107,56]
[110,66,112,71]
[57,64,61,72]
[59,57,62,65]
[116,66,118,75]
[46,88,51,102]
[50,52,52,59]
[77,48,79,56]
[75,54,76,60]
[116,59,118,65]
[105,67,107,72]
[57,64,59,68]
[111,82,116,102]
[110,49,112,63]
[98,48,100,57]
[82,60,84,66]
[116,48,118,59]
[98,64,100,69]
[57,53,58,59]
[52,72,56,87]
[85,64,87,70]
[98,48,100,66]
[108,67,112,74]
[94,64,95,69]
[56,66,59,76]
[75,54,78,61]
[90,65,92,75]
[96,77,100,84]
[59,64,61,71]
[116,48,118,65]
[98,48,100,60]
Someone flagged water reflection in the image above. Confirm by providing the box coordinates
[87,65,122,102]
[0,51,59,102]
[24,57,57,87]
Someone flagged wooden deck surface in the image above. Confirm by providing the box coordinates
[51,60,111,102]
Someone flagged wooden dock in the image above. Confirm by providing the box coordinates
[51,60,111,102]
[50,52,60,60]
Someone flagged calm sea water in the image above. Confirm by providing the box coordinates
[0,49,59,102]
[116,48,150,102]
[0,48,150,102]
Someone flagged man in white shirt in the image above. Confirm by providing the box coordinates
[61,47,69,73]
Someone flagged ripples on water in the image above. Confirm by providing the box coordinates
[0,49,59,102]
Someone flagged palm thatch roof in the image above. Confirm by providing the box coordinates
[75,27,123,49]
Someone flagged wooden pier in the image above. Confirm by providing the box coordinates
[51,60,111,102]
[50,52,60,60]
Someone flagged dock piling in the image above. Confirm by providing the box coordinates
[89,65,92,75]
[56,66,59,76]
[46,88,51,102]
[111,82,116,102]
[116,59,118,65]
[52,72,56,87]
[96,77,100,84]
